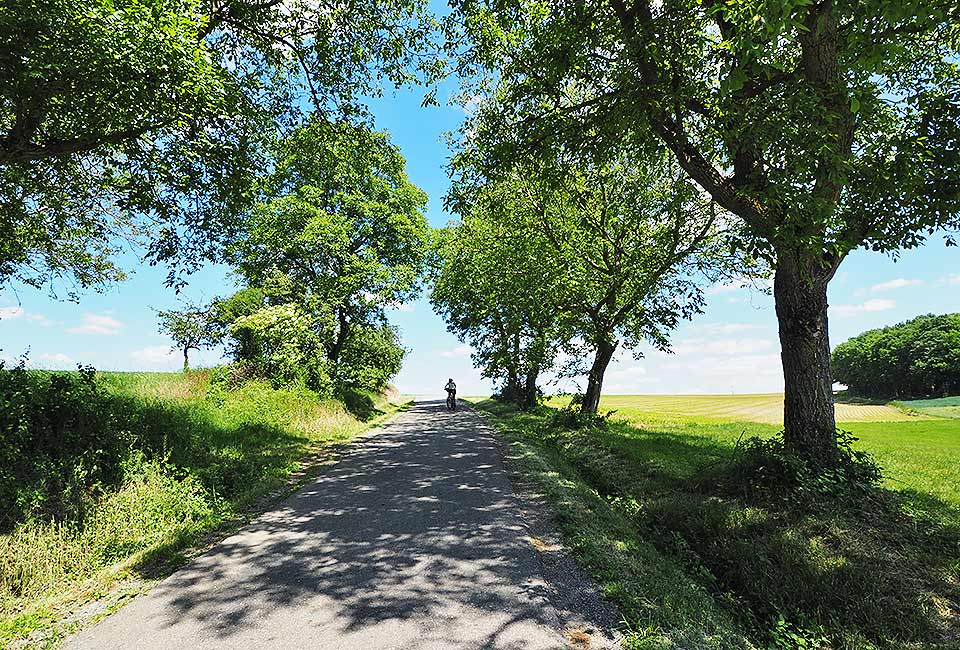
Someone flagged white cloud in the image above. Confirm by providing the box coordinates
[947,274,960,286]
[832,298,895,318]
[26,313,51,326]
[672,337,775,357]
[68,313,124,335]
[130,346,177,365]
[690,322,763,336]
[682,353,783,379]
[439,345,472,358]
[388,302,415,313]
[36,352,74,369]
[606,365,649,380]
[0,306,24,319]
[869,278,921,292]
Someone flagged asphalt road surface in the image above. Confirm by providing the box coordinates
[66,400,588,650]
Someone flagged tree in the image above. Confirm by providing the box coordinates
[156,302,221,370]
[440,146,741,413]
[228,119,429,370]
[444,0,960,461]
[833,313,960,399]
[431,181,565,409]
[0,0,435,296]
[338,324,406,393]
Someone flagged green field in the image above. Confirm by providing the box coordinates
[477,393,960,648]
[582,393,931,424]
[900,395,960,420]
[569,393,960,507]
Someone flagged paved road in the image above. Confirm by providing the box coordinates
[67,401,574,650]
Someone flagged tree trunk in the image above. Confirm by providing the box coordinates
[581,338,617,414]
[774,253,838,464]
[329,308,350,363]
[183,347,190,372]
[520,370,538,410]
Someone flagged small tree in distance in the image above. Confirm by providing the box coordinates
[157,302,221,371]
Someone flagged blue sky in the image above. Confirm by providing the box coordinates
[2,84,958,397]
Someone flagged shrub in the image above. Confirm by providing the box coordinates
[336,324,405,393]
[0,361,134,529]
[227,304,334,394]
[714,430,883,504]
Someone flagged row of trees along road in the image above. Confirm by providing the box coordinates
[433,145,750,413]
[441,0,960,464]
[832,313,960,399]
[159,120,428,393]
[0,0,434,297]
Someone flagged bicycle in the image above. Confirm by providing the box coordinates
[445,391,456,411]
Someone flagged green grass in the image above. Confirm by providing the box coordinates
[474,396,960,649]
[0,370,407,647]
[899,396,960,420]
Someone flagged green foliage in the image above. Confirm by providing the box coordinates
[336,324,406,393]
[712,431,883,504]
[156,300,222,370]
[224,120,426,392]
[0,0,436,295]
[0,361,127,528]
[444,0,960,456]
[431,179,565,408]
[437,149,747,412]
[833,313,960,399]
[228,303,333,393]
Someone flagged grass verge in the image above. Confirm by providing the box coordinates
[472,398,960,650]
[0,370,408,648]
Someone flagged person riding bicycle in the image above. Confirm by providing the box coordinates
[444,378,457,410]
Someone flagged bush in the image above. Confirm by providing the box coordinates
[336,324,405,393]
[713,430,883,504]
[228,304,333,393]
[0,361,135,529]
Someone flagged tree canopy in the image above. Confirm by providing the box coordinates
[431,178,566,408]
[222,120,427,391]
[0,0,435,297]
[436,144,742,412]
[442,0,960,461]
[833,313,960,399]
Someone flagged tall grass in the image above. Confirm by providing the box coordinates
[0,368,403,645]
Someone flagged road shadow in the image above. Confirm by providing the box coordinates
[70,400,566,649]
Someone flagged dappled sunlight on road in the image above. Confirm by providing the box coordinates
[66,401,567,650]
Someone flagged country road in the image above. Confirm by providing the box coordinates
[66,400,615,650]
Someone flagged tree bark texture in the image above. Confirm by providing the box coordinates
[581,338,617,414]
[774,253,838,464]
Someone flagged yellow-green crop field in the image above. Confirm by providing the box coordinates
[564,393,960,508]
[591,393,928,424]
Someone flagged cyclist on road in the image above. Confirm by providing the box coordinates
[444,378,457,410]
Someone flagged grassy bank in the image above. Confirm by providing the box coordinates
[473,397,960,649]
[0,369,407,647]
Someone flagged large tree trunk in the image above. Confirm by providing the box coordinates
[774,253,839,464]
[182,347,190,372]
[581,338,617,414]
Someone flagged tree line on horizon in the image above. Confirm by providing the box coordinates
[1,0,959,468]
